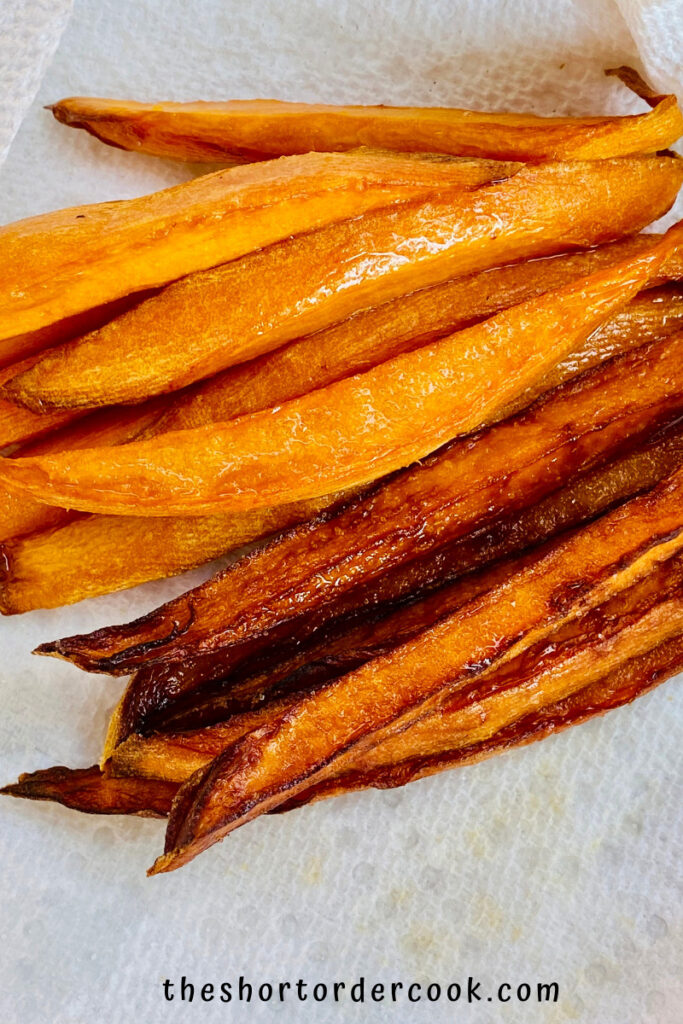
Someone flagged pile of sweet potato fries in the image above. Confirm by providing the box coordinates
[2,68,683,875]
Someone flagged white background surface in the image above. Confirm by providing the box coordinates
[0,2,682,1022]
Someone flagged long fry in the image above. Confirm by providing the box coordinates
[0,148,513,354]
[4,239,681,545]
[6,617,683,821]
[277,632,683,811]
[107,418,683,748]
[156,253,683,434]
[4,222,683,517]
[4,275,683,609]
[33,330,683,678]
[5,156,681,411]
[108,555,683,784]
[152,467,683,872]
[48,67,683,163]
[6,630,683,823]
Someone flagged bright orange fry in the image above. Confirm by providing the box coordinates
[151,467,683,872]
[0,148,512,353]
[2,243,681,555]
[4,223,682,517]
[5,155,681,411]
[49,67,683,163]
[3,288,681,612]
[0,399,168,543]
[0,492,343,613]
[157,247,683,434]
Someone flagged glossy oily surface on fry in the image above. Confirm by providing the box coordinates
[4,223,683,517]
[114,420,682,745]
[5,156,681,411]
[0,149,516,351]
[152,468,683,871]
[35,329,683,673]
[107,554,683,785]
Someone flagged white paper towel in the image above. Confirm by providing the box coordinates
[0,3,681,1023]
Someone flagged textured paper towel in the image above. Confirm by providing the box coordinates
[0,2,681,1023]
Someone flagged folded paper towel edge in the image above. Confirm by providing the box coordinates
[0,0,74,167]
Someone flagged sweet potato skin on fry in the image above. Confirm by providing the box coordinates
[117,420,683,744]
[0,765,176,817]
[108,556,683,786]
[49,75,683,163]
[6,156,682,412]
[152,468,683,872]
[7,628,681,822]
[34,329,683,675]
[0,149,513,351]
[278,632,683,810]
[5,220,683,517]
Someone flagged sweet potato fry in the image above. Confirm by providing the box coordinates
[278,631,683,811]
[4,270,682,609]
[0,398,168,543]
[117,418,683,746]
[108,554,683,785]
[6,156,681,412]
[6,629,682,823]
[1,148,520,354]
[5,219,683,519]
[0,492,344,614]
[49,67,683,163]
[0,765,176,817]
[35,329,683,676]
[9,616,682,826]
[151,467,683,872]
[156,248,683,435]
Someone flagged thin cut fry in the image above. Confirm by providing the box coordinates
[278,632,683,810]
[108,418,683,747]
[4,275,683,608]
[108,556,683,784]
[5,633,682,821]
[4,222,683,516]
[0,765,176,817]
[0,148,512,352]
[5,240,680,543]
[6,156,681,411]
[34,330,683,677]
[48,67,683,163]
[156,249,683,434]
[151,467,683,872]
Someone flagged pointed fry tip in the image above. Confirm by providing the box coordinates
[32,642,60,657]
[147,852,175,876]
